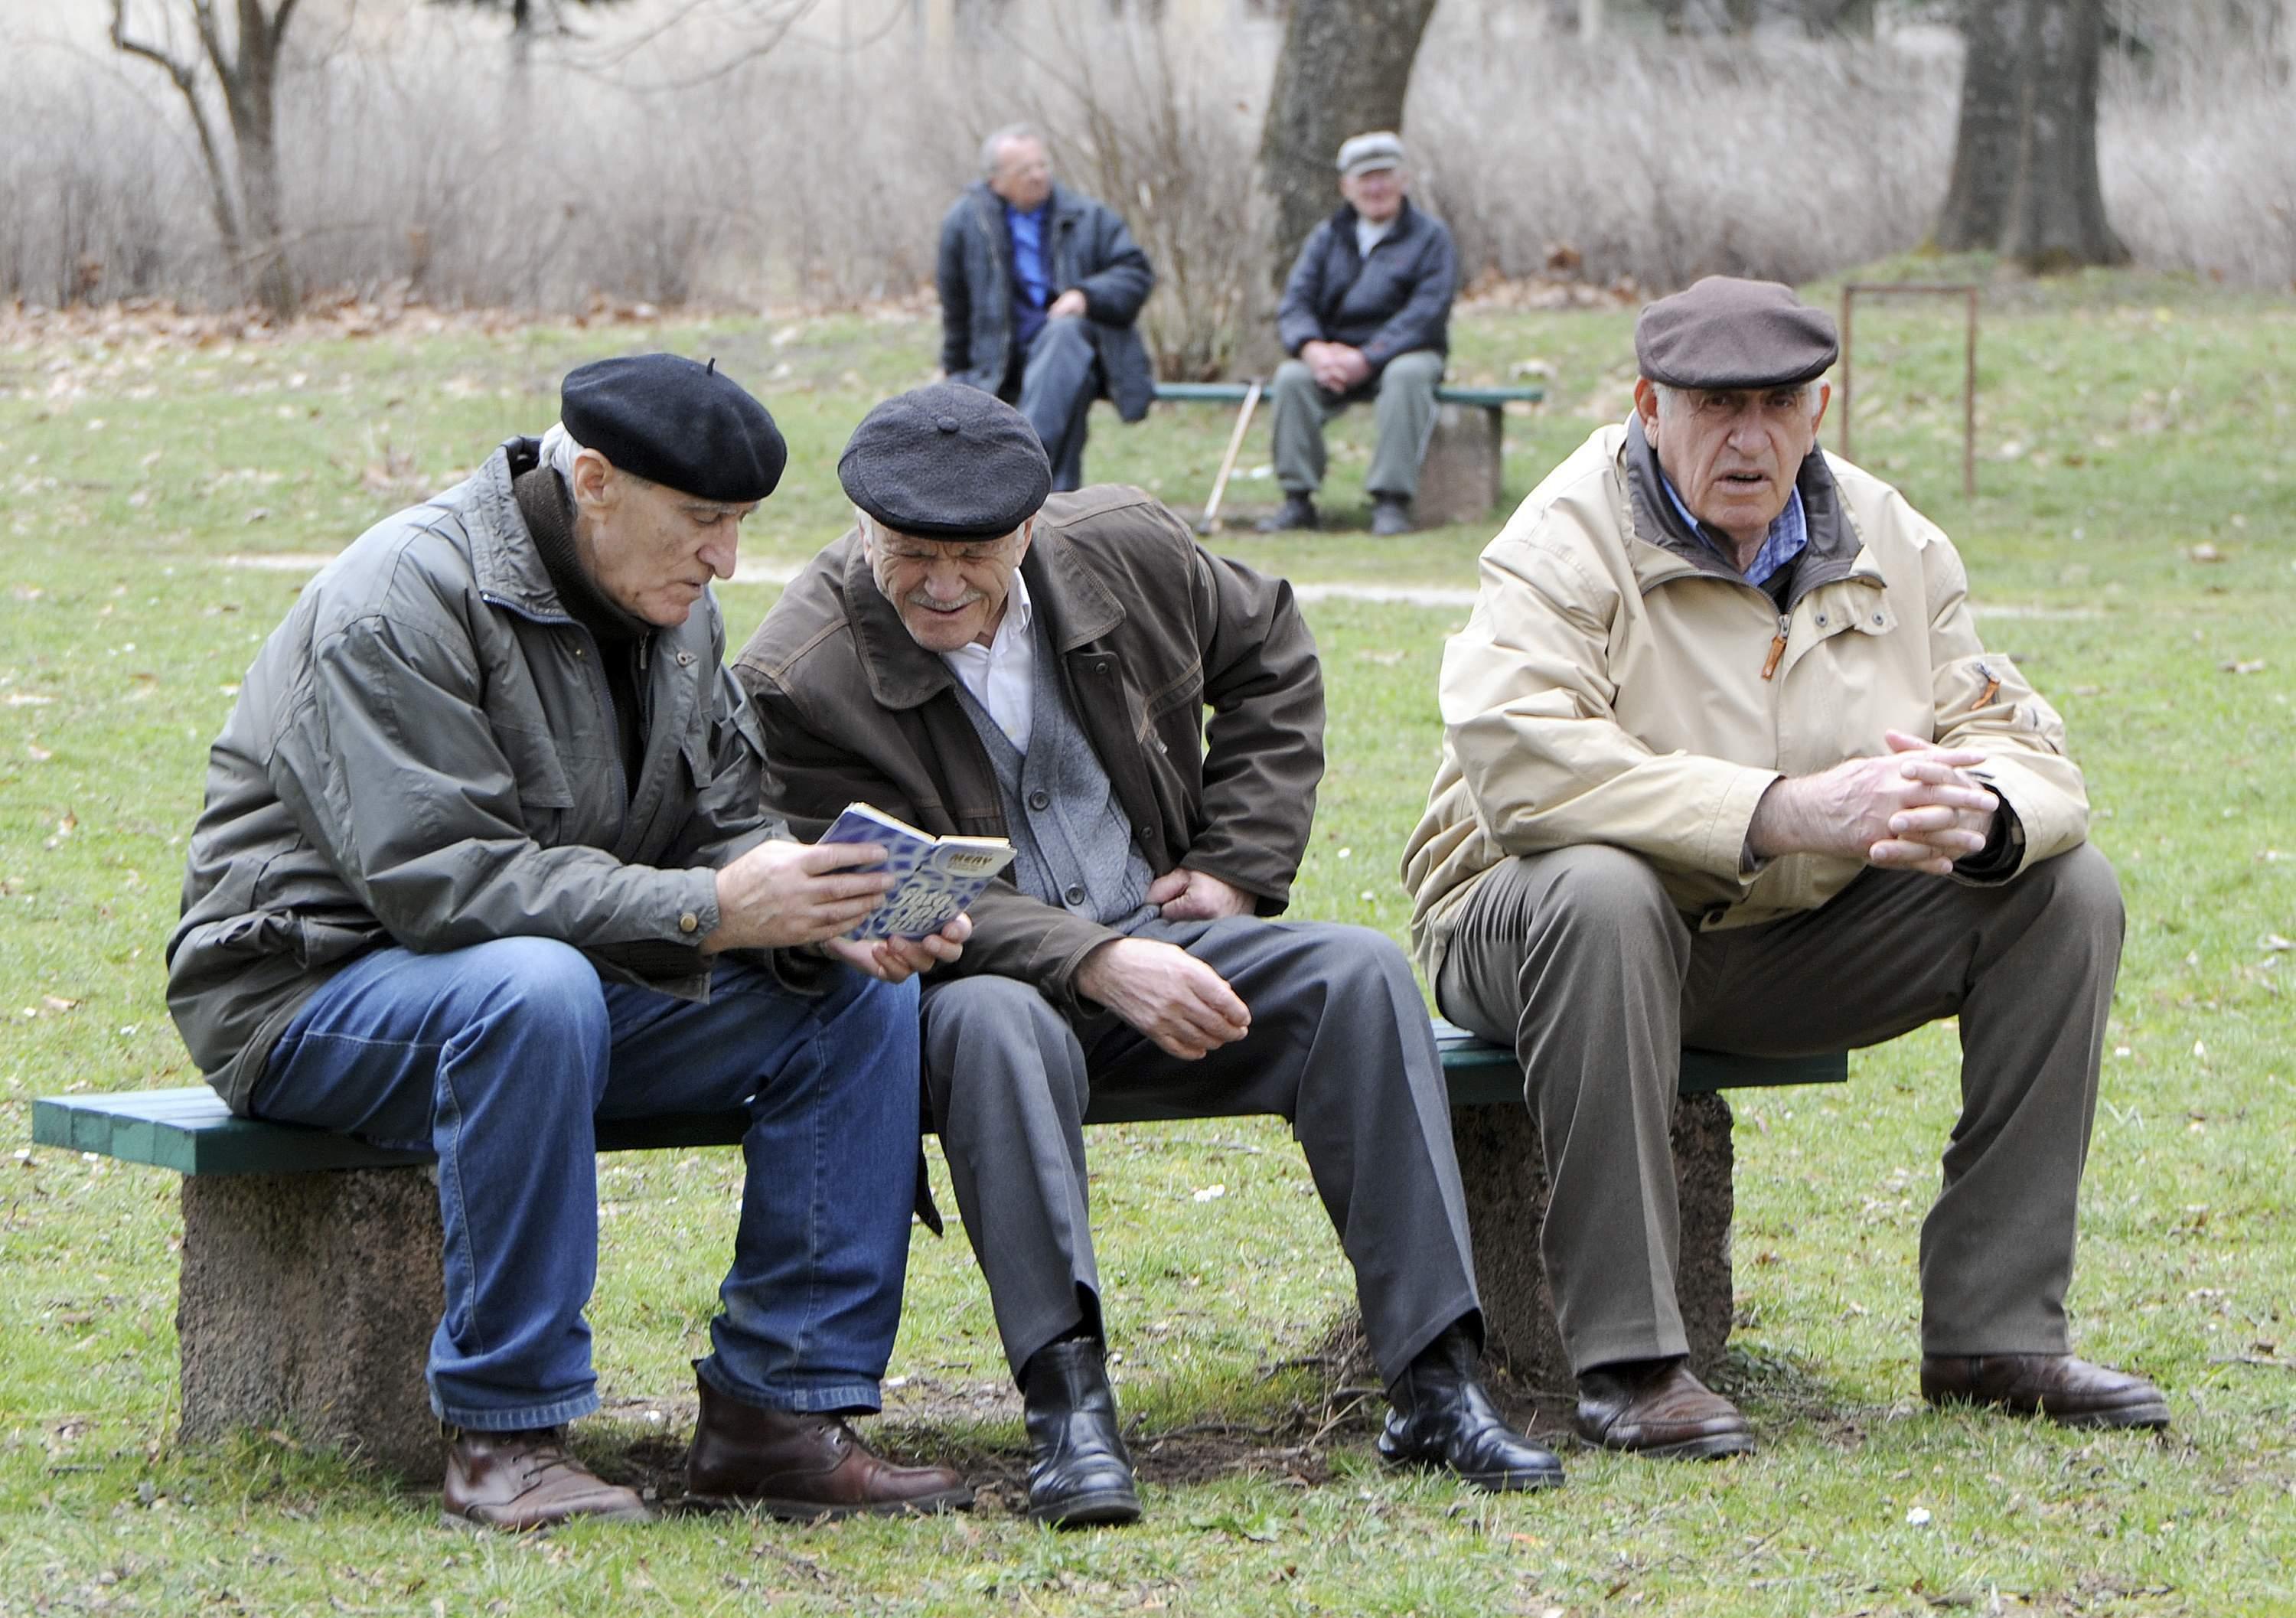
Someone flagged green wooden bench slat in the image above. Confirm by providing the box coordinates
[1152,383,1544,406]
[36,1029,1846,1178]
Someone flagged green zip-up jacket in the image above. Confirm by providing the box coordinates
[168,438,795,1114]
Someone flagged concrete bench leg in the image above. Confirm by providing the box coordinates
[1449,1093,1735,1396]
[178,1168,442,1477]
[1413,403,1503,527]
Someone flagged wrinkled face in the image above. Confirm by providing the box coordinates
[863,514,1033,653]
[1635,377,1828,548]
[1339,164,1405,225]
[988,136,1053,213]
[572,454,754,627]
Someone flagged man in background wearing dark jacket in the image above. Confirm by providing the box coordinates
[1260,131,1459,537]
[937,123,1156,491]
[735,384,1561,1530]
[167,356,973,1532]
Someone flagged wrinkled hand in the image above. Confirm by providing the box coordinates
[706,840,896,952]
[1048,289,1089,320]
[1301,340,1365,393]
[825,914,971,984]
[1075,937,1251,1061]
[1748,729,1999,876]
[1146,868,1254,922]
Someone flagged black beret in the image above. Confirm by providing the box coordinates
[1634,276,1839,391]
[838,383,1052,540]
[559,354,786,504]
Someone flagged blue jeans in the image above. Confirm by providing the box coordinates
[255,938,921,1430]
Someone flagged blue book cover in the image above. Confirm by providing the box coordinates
[817,802,1016,941]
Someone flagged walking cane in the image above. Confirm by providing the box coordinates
[1195,379,1262,537]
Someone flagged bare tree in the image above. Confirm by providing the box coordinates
[1933,0,2125,268]
[109,0,298,316]
[1257,0,1440,284]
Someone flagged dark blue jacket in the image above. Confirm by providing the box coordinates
[1276,198,1457,372]
[936,181,1158,422]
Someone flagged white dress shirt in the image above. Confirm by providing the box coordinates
[938,570,1035,752]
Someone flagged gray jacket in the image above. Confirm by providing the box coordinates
[936,181,1158,422]
[167,439,791,1114]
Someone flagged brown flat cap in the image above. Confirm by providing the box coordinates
[1634,276,1838,391]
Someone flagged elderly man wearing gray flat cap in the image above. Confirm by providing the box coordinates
[1404,277,2167,1458]
[735,383,1561,1528]
[170,354,975,1530]
[1259,130,1459,537]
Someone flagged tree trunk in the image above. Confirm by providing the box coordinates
[2001,0,2126,269]
[1934,0,2029,251]
[221,0,297,318]
[1257,0,1440,286]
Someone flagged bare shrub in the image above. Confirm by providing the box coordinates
[5,0,2291,347]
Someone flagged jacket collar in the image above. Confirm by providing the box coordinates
[1326,196,1424,252]
[1619,413,1868,605]
[840,515,1129,712]
[463,438,569,618]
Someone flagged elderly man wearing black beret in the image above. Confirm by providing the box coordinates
[169,355,974,1529]
[734,383,1561,1527]
[1404,277,2167,1459]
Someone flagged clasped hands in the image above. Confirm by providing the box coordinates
[1075,867,1254,1062]
[705,839,970,984]
[1748,729,2001,877]
[1299,339,1372,394]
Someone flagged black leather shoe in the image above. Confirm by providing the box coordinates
[1255,492,1319,533]
[1920,1353,2169,1430]
[1377,1323,1564,1491]
[1021,1338,1142,1528]
[1574,1357,1756,1460]
[1369,494,1414,537]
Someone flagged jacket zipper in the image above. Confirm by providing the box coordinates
[1975,660,2002,707]
[1760,612,1789,681]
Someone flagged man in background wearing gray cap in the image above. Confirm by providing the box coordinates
[736,383,1561,1528]
[1404,277,2166,1459]
[1259,130,1459,537]
[170,355,972,1529]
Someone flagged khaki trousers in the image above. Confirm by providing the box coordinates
[1270,348,1444,502]
[1434,843,2123,1375]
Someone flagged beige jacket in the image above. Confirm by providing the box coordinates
[1403,419,2089,987]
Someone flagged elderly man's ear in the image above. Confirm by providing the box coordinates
[569,448,620,513]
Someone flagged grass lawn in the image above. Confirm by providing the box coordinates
[2,259,2293,1615]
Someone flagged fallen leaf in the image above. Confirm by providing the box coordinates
[2220,658,2267,674]
[2190,542,2224,563]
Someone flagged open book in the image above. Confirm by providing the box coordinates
[818,802,1016,941]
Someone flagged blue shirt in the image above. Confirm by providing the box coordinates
[1004,201,1051,352]
[1662,476,1807,591]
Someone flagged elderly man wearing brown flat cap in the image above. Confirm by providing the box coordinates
[1402,276,2167,1459]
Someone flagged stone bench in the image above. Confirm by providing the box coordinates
[1153,381,1544,527]
[33,1028,1843,1476]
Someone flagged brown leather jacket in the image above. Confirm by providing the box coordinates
[732,485,1324,1012]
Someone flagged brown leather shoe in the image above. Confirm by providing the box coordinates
[1920,1353,2169,1430]
[441,1427,654,1531]
[684,1377,973,1519]
[1574,1358,1756,1460]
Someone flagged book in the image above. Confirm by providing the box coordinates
[817,801,1016,941]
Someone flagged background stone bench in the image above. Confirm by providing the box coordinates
[34,1028,1844,1477]
[1153,381,1544,527]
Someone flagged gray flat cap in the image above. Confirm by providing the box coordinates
[1634,276,1839,391]
[839,383,1051,541]
[1336,130,1406,177]
[560,354,785,503]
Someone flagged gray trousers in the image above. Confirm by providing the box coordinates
[922,916,1482,1387]
[1005,315,1098,492]
[1270,347,1444,501]
[1433,843,2123,1375]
